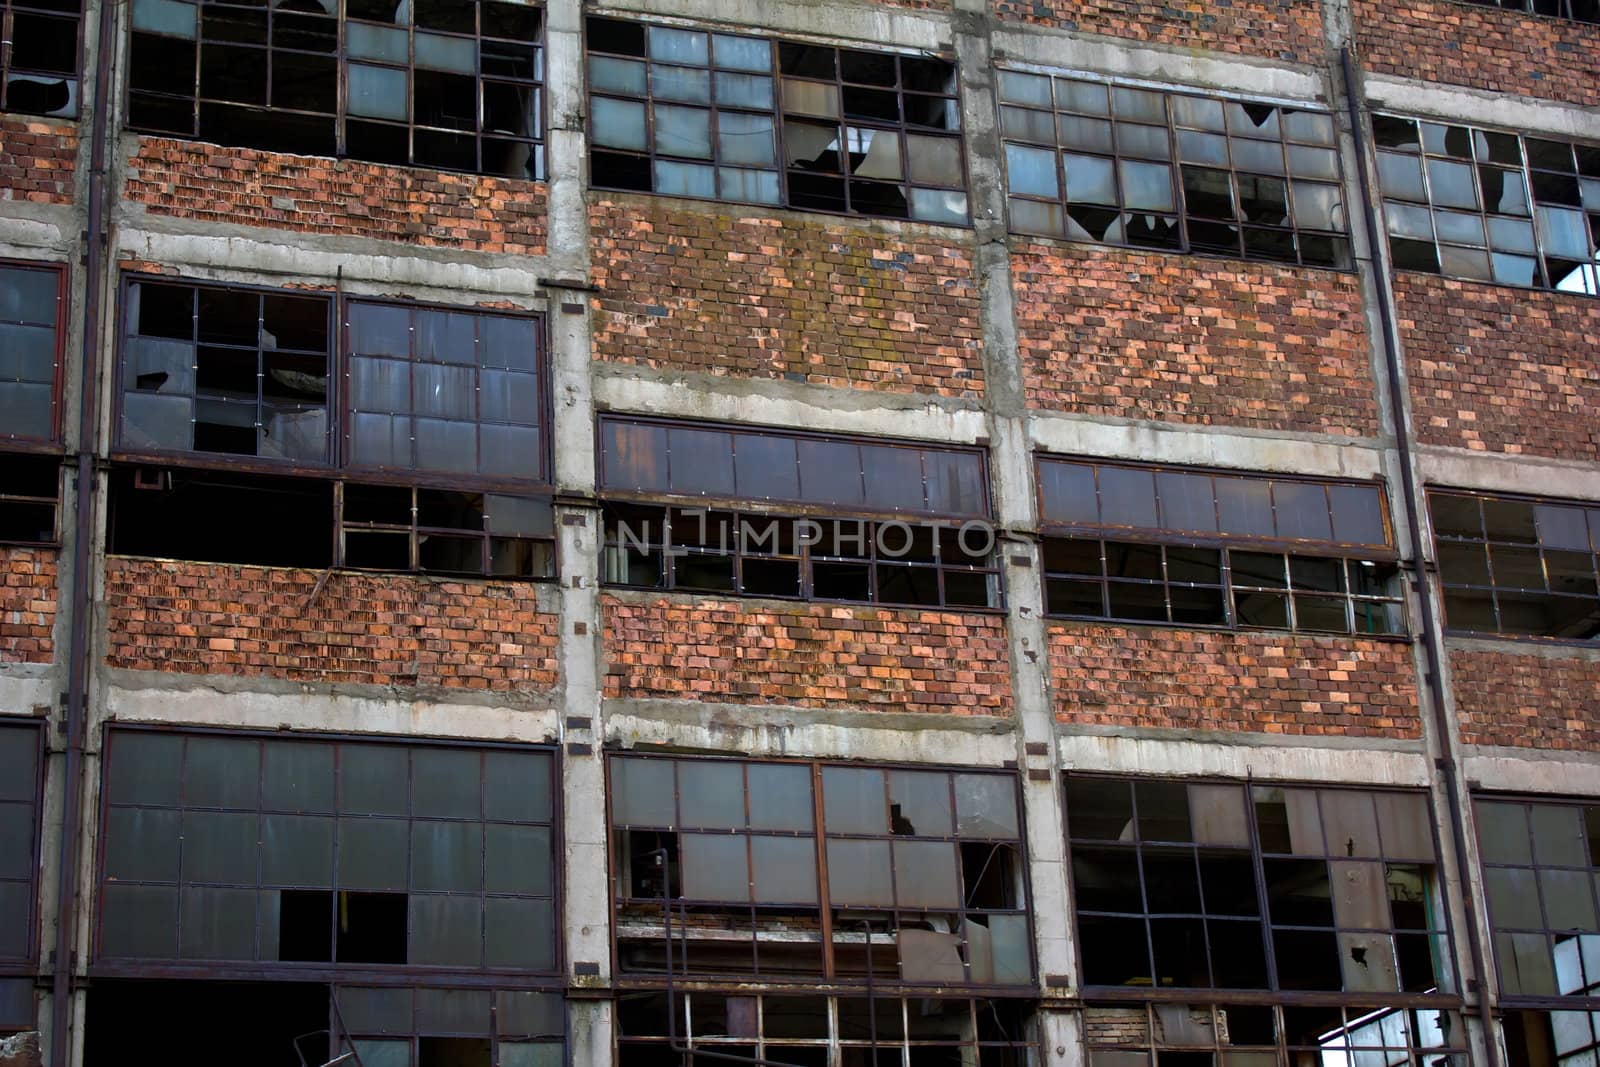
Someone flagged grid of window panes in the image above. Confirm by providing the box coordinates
[609,755,1032,988]
[1430,490,1600,640]
[336,986,564,1067]
[0,721,42,1034]
[1460,0,1597,24]
[96,729,559,974]
[0,0,80,118]
[340,483,554,578]
[126,0,544,179]
[1065,777,1450,997]
[0,263,62,444]
[1083,1001,1469,1066]
[998,70,1350,268]
[616,992,1038,1066]
[1375,116,1600,295]
[585,17,967,224]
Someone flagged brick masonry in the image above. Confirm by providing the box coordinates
[1355,0,1600,109]
[1049,623,1422,737]
[0,548,56,665]
[104,557,560,692]
[125,138,547,255]
[1451,646,1600,750]
[1014,242,1380,436]
[590,197,985,398]
[991,0,1324,63]
[602,592,1012,715]
[0,117,76,205]
[1398,273,1600,461]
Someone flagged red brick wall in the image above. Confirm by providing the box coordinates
[992,0,1325,63]
[0,117,76,204]
[125,138,546,255]
[1014,242,1379,436]
[602,593,1012,715]
[590,197,984,398]
[1451,646,1600,750]
[1,547,56,664]
[1398,274,1600,461]
[105,557,559,691]
[1049,624,1422,738]
[1355,0,1600,109]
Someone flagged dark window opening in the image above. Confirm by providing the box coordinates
[1459,0,1599,23]
[107,466,334,568]
[0,0,82,119]
[0,454,60,546]
[85,980,329,1067]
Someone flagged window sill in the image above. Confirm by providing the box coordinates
[1045,613,1413,642]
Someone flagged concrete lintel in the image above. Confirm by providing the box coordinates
[0,211,76,257]
[605,697,1018,764]
[594,367,990,443]
[1419,446,1600,502]
[990,29,1324,103]
[1362,75,1600,142]
[1056,729,1432,785]
[587,0,950,53]
[0,672,54,717]
[1028,412,1388,479]
[1446,634,1600,664]
[1463,750,1600,797]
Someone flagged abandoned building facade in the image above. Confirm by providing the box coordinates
[0,0,1597,1056]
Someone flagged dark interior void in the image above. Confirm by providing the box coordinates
[108,465,334,568]
[86,980,330,1067]
[1505,1009,1600,1066]
[0,454,60,544]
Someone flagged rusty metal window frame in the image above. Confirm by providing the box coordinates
[1457,0,1599,27]
[996,68,1352,270]
[607,752,1036,993]
[0,719,44,1034]
[1063,774,1458,1008]
[92,725,564,986]
[125,0,546,180]
[332,985,565,1067]
[584,15,969,226]
[1373,114,1600,297]
[339,481,555,579]
[0,0,81,119]
[1474,795,1600,1011]
[1429,488,1600,642]
[0,258,67,449]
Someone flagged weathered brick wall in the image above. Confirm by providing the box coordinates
[0,117,76,204]
[105,557,559,691]
[992,0,1325,63]
[1049,624,1422,737]
[1398,274,1600,460]
[602,593,1012,715]
[1,548,56,665]
[1451,647,1600,751]
[125,138,546,254]
[1355,0,1600,109]
[590,197,984,397]
[1014,242,1379,436]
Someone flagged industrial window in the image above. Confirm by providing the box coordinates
[0,262,64,445]
[1476,797,1600,1065]
[1066,776,1464,1064]
[1430,490,1600,640]
[1374,116,1600,296]
[599,416,1000,609]
[617,992,1038,1066]
[96,729,560,973]
[586,17,967,224]
[1460,0,1598,24]
[110,278,554,578]
[126,0,544,179]
[0,0,80,117]
[609,754,1033,989]
[0,721,42,1035]
[997,70,1351,269]
[1038,457,1403,635]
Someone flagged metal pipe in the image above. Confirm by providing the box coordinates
[49,0,117,1057]
[1339,46,1503,1067]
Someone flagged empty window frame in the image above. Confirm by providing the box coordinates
[586,16,967,224]
[0,721,42,1035]
[1065,776,1452,998]
[0,0,80,118]
[96,728,560,974]
[1374,115,1600,295]
[998,71,1350,268]
[337,985,564,1067]
[617,991,1038,1066]
[1430,490,1600,640]
[0,454,59,546]
[126,0,544,179]
[609,754,1033,989]
[1459,0,1598,25]
[1082,1000,1468,1066]
[1038,458,1403,635]
[0,262,64,445]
